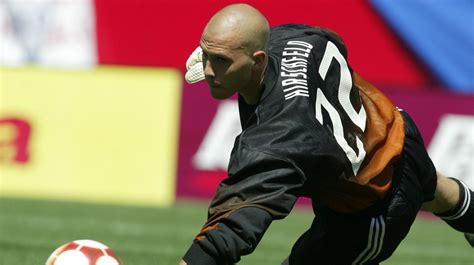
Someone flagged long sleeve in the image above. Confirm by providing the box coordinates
[183,146,305,264]
[183,207,272,265]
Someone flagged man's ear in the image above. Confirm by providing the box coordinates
[252,50,267,70]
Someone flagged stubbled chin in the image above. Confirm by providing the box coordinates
[210,87,234,99]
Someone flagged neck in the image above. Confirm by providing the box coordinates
[240,86,260,105]
[240,63,267,105]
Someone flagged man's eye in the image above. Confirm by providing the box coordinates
[215,57,228,63]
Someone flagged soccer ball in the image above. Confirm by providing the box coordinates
[46,239,121,265]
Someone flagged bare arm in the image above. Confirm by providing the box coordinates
[421,172,460,213]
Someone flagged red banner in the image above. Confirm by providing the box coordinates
[177,82,226,197]
[94,0,433,88]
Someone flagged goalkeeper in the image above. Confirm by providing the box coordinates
[181,4,474,265]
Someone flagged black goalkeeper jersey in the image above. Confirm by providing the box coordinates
[184,24,405,265]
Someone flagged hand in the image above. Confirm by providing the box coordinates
[179,259,187,265]
[185,46,205,84]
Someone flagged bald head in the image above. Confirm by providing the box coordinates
[200,4,269,105]
[202,4,269,54]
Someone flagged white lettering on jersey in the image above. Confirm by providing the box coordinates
[315,41,367,175]
[319,42,367,131]
[281,40,313,100]
[282,57,307,63]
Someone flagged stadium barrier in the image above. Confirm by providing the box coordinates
[1,66,181,207]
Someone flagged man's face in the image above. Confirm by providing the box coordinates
[200,34,254,100]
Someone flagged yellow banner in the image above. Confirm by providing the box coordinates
[0,66,181,207]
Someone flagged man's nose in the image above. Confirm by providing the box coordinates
[203,60,215,78]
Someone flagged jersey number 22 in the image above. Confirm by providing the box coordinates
[315,41,367,175]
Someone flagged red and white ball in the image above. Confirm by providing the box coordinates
[46,239,121,265]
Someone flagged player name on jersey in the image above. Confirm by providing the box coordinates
[280,40,313,100]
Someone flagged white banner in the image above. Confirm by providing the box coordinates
[428,114,474,189]
[192,100,241,171]
[0,0,96,68]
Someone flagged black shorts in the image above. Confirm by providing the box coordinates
[289,111,438,265]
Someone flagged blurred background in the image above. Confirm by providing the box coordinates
[1,0,473,264]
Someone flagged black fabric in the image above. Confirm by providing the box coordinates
[289,205,385,265]
[183,242,218,265]
[185,25,361,264]
[398,111,437,203]
[436,178,474,233]
[184,25,427,264]
[465,233,474,247]
[441,194,474,234]
[288,111,438,264]
[184,207,273,265]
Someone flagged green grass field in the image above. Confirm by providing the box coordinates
[1,197,472,265]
